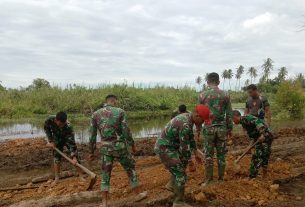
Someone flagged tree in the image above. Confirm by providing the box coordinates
[245,79,250,87]
[296,73,305,88]
[235,65,244,90]
[222,70,228,90]
[28,78,51,90]
[278,67,288,82]
[248,67,257,84]
[0,81,5,91]
[261,58,274,81]
[195,76,202,90]
[204,73,209,82]
[227,69,233,90]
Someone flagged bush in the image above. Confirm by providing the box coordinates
[275,81,305,119]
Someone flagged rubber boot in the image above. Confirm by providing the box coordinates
[201,165,213,187]
[172,185,193,207]
[165,175,175,192]
[218,162,225,182]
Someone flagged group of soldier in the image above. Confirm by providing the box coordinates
[44,72,273,207]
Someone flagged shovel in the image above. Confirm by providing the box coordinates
[233,139,260,172]
[54,147,97,190]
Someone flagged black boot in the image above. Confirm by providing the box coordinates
[172,184,193,207]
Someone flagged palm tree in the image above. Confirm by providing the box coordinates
[248,67,257,84]
[195,76,202,90]
[245,79,250,87]
[222,70,228,90]
[227,69,233,90]
[261,58,274,81]
[204,73,209,82]
[278,67,288,82]
[235,65,244,90]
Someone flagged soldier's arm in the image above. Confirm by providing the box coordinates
[254,117,269,137]
[263,97,271,126]
[121,111,135,146]
[244,101,250,115]
[89,114,98,154]
[65,126,77,158]
[44,118,53,143]
[178,125,194,161]
[198,92,206,104]
[225,96,233,132]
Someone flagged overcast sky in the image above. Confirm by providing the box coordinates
[0,0,305,88]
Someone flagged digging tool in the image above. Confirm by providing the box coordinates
[234,139,260,171]
[54,148,96,190]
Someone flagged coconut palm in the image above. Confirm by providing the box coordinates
[227,69,233,90]
[245,79,250,87]
[278,67,288,82]
[248,67,257,84]
[235,65,244,90]
[261,58,274,81]
[222,70,228,90]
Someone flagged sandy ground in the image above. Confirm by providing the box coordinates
[0,127,305,207]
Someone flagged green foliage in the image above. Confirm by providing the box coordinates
[27,78,51,90]
[0,83,198,118]
[275,81,305,119]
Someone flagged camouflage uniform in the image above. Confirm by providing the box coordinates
[154,113,197,187]
[44,115,78,163]
[89,104,138,192]
[240,115,273,178]
[199,86,233,182]
[245,96,270,119]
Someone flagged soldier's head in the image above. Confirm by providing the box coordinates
[178,104,187,113]
[105,94,118,106]
[55,111,67,128]
[207,72,220,86]
[247,84,259,97]
[192,104,210,126]
[232,110,241,124]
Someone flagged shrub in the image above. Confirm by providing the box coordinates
[275,81,305,119]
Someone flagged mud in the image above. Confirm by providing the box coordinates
[0,127,304,207]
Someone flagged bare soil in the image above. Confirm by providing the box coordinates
[0,127,304,207]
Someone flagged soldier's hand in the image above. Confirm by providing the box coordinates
[72,157,78,165]
[88,153,95,161]
[258,136,265,143]
[46,142,55,149]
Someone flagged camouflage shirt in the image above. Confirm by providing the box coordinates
[89,104,134,153]
[154,113,197,162]
[44,115,77,155]
[199,86,233,130]
[240,115,271,140]
[245,96,270,119]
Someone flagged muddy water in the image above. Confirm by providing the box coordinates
[1,113,304,143]
[0,117,168,142]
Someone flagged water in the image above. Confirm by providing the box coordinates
[0,117,168,143]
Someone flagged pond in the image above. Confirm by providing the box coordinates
[1,110,304,143]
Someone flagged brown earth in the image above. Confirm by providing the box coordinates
[0,127,305,207]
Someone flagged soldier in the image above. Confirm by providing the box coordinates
[155,104,209,207]
[232,110,273,178]
[171,104,189,119]
[44,111,83,184]
[245,84,271,126]
[199,72,233,186]
[89,95,142,207]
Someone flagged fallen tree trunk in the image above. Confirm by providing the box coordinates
[0,185,39,192]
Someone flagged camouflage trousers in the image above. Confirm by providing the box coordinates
[249,139,272,178]
[203,126,227,181]
[100,143,138,192]
[158,150,188,187]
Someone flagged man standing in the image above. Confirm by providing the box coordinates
[89,95,141,207]
[199,72,233,185]
[245,84,271,126]
[155,104,208,207]
[232,110,273,178]
[44,111,83,184]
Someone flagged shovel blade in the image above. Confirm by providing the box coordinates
[86,175,97,191]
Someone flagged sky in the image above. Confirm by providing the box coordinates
[0,0,305,89]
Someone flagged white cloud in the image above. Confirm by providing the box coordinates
[243,12,275,29]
